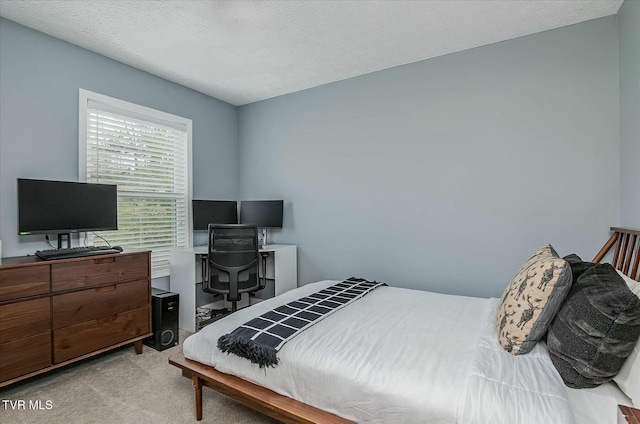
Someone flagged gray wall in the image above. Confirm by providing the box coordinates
[618,0,640,228]
[0,14,628,298]
[238,16,621,298]
[0,18,239,288]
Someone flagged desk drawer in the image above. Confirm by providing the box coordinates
[53,307,150,363]
[51,253,149,292]
[0,298,51,343]
[0,265,49,302]
[0,332,51,383]
[52,279,149,329]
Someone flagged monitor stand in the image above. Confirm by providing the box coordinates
[57,233,71,249]
[261,228,269,250]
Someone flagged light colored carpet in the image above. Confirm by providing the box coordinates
[0,333,279,424]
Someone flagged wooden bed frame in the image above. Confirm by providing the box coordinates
[593,227,640,281]
[169,353,351,423]
[169,226,640,423]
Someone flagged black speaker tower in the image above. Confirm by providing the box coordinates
[144,288,179,351]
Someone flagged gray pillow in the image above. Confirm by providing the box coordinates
[547,263,640,388]
[562,253,596,284]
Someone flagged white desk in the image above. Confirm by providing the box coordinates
[170,244,297,332]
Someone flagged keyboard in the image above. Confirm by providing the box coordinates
[35,246,122,260]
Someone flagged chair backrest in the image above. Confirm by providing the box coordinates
[204,224,261,301]
[593,227,640,281]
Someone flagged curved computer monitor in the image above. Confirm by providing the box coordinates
[192,200,238,230]
[239,200,283,229]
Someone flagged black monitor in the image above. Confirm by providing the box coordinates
[18,178,118,238]
[239,200,283,229]
[192,200,238,230]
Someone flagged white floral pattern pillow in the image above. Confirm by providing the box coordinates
[613,269,640,406]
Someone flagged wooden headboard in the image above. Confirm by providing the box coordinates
[593,227,640,281]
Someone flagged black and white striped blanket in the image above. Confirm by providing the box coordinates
[217,277,386,367]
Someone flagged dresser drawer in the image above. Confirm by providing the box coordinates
[0,298,51,343]
[52,279,149,329]
[0,265,49,302]
[51,252,149,292]
[0,332,51,383]
[53,307,150,363]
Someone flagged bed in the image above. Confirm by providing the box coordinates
[169,227,640,423]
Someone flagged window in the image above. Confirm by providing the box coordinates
[79,89,192,278]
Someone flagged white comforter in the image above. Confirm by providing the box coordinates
[183,280,620,423]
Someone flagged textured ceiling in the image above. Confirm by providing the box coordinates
[0,0,624,106]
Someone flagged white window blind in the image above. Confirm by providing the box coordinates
[79,90,192,278]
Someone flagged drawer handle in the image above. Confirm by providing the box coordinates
[97,314,118,324]
[94,257,116,264]
[96,285,117,293]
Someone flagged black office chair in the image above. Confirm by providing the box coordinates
[201,224,268,312]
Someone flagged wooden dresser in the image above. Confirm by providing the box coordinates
[0,251,151,387]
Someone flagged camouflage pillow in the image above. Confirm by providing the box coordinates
[496,244,572,355]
